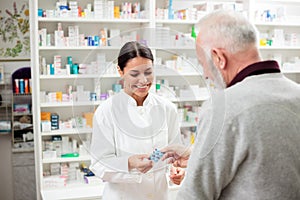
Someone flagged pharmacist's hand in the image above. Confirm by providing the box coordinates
[161,144,191,168]
[169,166,185,185]
[128,154,153,173]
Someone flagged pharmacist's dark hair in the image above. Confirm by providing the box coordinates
[118,41,154,71]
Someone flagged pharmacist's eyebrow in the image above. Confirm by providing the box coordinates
[130,70,140,73]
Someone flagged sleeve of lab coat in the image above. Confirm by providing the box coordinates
[167,102,182,145]
[90,106,142,183]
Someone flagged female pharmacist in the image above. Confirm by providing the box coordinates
[90,41,185,200]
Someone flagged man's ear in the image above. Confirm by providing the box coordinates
[117,66,124,76]
[211,48,226,70]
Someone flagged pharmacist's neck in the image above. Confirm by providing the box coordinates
[124,89,148,106]
[132,94,147,106]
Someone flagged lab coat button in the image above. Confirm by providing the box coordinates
[146,193,153,199]
[145,173,153,178]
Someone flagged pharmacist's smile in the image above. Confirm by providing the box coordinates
[133,83,151,91]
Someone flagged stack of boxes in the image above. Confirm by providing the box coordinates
[94,0,114,19]
[68,1,78,18]
[54,23,64,47]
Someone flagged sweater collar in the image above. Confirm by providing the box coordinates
[228,60,281,87]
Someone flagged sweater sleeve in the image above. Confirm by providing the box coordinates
[89,106,142,183]
[177,107,249,200]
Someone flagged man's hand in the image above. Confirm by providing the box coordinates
[161,144,191,168]
[169,166,185,185]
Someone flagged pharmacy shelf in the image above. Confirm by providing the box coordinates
[100,74,119,78]
[282,70,300,74]
[156,72,201,77]
[40,74,102,79]
[155,19,198,24]
[42,155,91,164]
[0,131,11,134]
[155,67,201,77]
[13,93,32,97]
[254,21,300,27]
[258,46,300,50]
[97,73,202,78]
[38,17,150,23]
[42,183,103,200]
[41,128,92,136]
[180,121,198,128]
[40,101,102,108]
[153,46,195,50]
[12,147,35,153]
[13,112,32,116]
[254,0,300,3]
[169,96,209,102]
[39,46,120,50]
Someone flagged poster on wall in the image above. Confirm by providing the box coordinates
[0,1,30,60]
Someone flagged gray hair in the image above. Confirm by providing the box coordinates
[197,10,259,54]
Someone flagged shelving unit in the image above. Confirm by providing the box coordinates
[0,68,12,135]
[11,67,34,151]
[249,0,300,80]
[30,0,300,199]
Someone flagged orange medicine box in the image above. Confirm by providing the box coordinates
[41,112,51,121]
[83,112,94,128]
[56,92,62,102]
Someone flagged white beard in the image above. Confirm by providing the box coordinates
[205,57,227,91]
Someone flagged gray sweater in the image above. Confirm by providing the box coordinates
[177,73,300,200]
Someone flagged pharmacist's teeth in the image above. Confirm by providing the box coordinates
[137,85,146,88]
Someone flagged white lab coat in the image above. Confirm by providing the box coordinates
[90,90,181,200]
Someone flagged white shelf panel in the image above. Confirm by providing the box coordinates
[153,46,195,50]
[254,21,300,27]
[41,128,92,136]
[40,74,101,79]
[39,46,196,51]
[282,70,300,74]
[40,101,102,108]
[155,19,198,24]
[100,74,120,78]
[169,96,208,102]
[42,155,91,163]
[258,46,300,50]
[42,183,104,200]
[180,121,197,128]
[39,46,120,50]
[255,0,300,3]
[155,70,201,77]
[38,17,150,23]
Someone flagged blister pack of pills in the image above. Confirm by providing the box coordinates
[149,148,165,162]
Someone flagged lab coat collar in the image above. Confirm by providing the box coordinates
[111,91,166,138]
[121,90,152,107]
